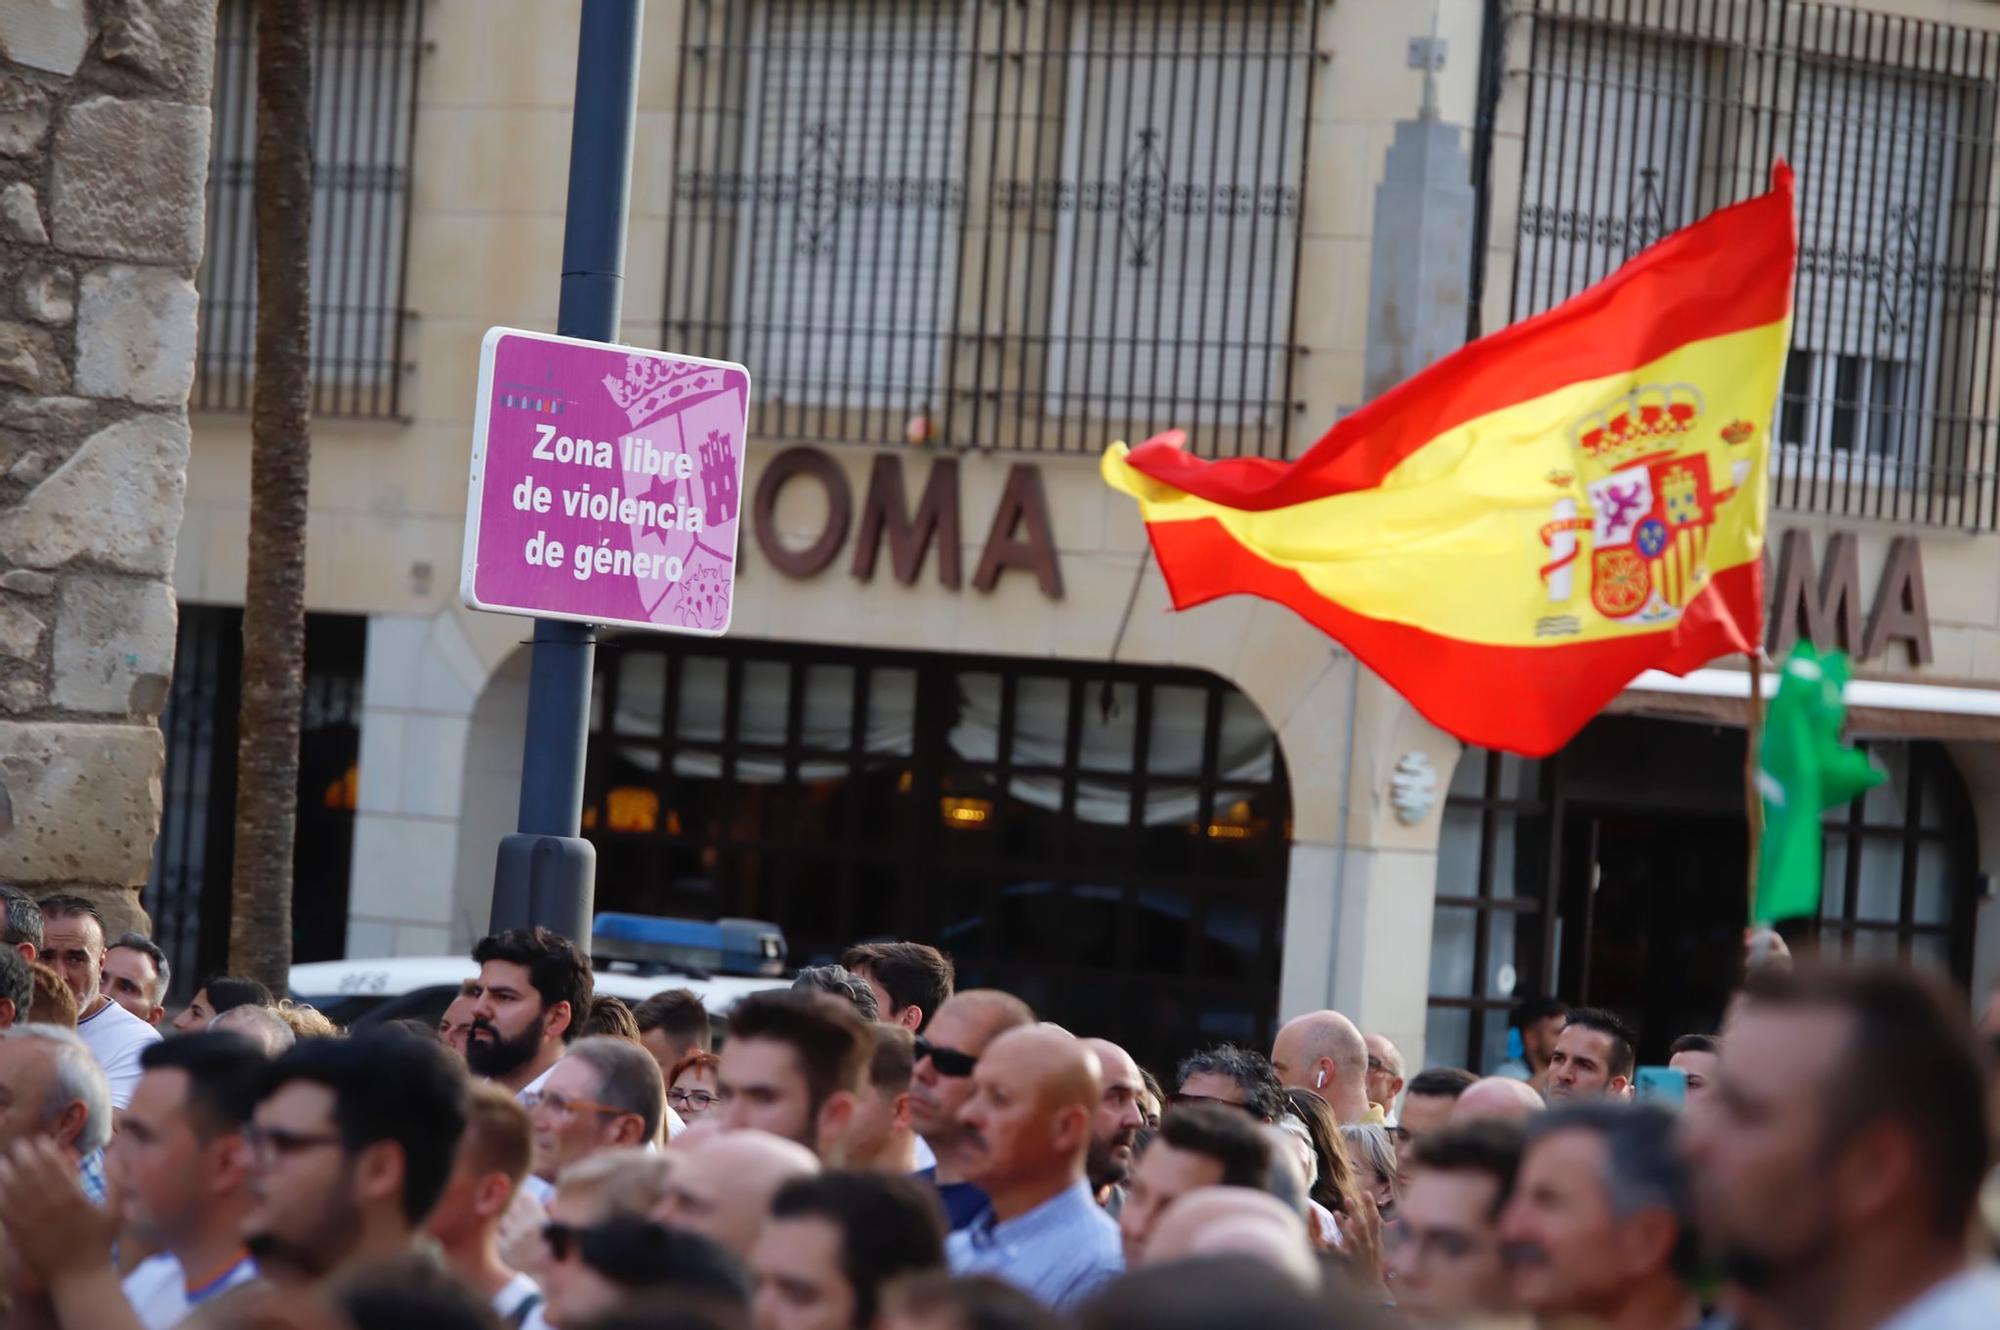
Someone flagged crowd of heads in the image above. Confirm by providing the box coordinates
[0,906,1992,1330]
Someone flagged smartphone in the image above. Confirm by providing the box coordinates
[1634,1065,1688,1107]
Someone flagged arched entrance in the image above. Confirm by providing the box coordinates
[1429,716,1980,1071]
[584,637,1293,1069]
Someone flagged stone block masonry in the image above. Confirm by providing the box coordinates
[0,0,217,936]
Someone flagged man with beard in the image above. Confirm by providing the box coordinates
[948,1026,1122,1309]
[909,990,1035,1231]
[1499,1102,1698,1330]
[1681,967,2000,1330]
[241,1028,468,1287]
[466,928,592,1100]
[1079,1038,1144,1214]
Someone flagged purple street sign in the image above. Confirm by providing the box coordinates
[461,328,750,636]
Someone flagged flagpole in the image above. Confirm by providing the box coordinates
[1744,649,1765,917]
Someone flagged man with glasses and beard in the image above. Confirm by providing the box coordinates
[909,990,1035,1230]
[1080,1038,1145,1215]
[466,928,593,1099]
[240,1028,468,1287]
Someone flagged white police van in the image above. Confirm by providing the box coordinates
[290,915,792,1031]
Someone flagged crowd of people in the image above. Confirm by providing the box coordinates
[0,884,1995,1330]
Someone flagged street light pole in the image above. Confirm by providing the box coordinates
[491,0,643,939]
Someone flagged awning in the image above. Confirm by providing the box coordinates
[1611,668,2000,742]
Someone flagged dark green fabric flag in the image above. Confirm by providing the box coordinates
[1754,644,1884,925]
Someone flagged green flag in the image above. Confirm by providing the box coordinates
[1753,644,1884,925]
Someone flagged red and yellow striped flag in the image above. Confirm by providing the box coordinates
[1103,166,1797,757]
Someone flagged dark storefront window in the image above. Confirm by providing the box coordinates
[585,638,1291,1069]
[145,607,366,995]
[1427,717,1979,1072]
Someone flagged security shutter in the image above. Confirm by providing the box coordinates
[1044,3,1307,427]
[1514,22,1706,317]
[732,0,967,413]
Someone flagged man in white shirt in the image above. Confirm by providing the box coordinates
[426,1081,545,1327]
[1682,967,2000,1330]
[40,895,160,1108]
[116,1033,265,1329]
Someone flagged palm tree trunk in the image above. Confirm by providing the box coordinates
[229,0,314,995]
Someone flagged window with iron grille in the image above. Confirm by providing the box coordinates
[1499,0,2000,529]
[665,0,1321,458]
[195,0,425,419]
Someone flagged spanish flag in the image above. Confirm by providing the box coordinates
[1103,165,1797,757]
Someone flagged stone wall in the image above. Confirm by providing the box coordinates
[0,0,215,933]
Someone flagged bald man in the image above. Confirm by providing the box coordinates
[652,1128,819,1258]
[1270,1010,1374,1125]
[1144,1188,1319,1292]
[912,989,1036,1231]
[1453,1076,1546,1124]
[948,1026,1124,1308]
[1081,1037,1145,1212]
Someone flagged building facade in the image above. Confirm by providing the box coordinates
[162,0,2000,1071]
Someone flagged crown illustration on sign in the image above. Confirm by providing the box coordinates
[602,354,727,426]
[1570,383,1705,470]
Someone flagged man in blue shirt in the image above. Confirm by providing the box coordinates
[910,990,1034,1230]
[945,1026,1123,1309]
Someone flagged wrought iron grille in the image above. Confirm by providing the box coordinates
[1500,0,2000,529]
[665,0,1322,457]
[194,0,425,419]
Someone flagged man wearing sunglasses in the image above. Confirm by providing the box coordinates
[526,1036,666,1186]
[241,1029,468,1287]
[908,990,1035,1231]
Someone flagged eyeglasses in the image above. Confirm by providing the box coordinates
[913,1038,979,1079]
[244,1124,344,1163]
[522,1090,628,1120]
[1384,1223,1487,1263]
[1367,1056,1392,1075]
[668,1088,718,1111]
[1167,1091,1259,1116]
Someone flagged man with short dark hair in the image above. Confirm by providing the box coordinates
[910,990,1035,1231]
[39,895,160,1108]
[117,1033,268,1328]
[426,1080,544,1325]
[1499,1102,1696,1330]
[1682,967,2000,1330]
[1396,1066,1478,1169]
[1173,1044,1285,1123]
[1667,1033,1720,1104]
[468,927,594,1097]
[949,1027,1121,1309]
[530,1034,668,1183]
[842,1023,919,1174]
[0,946,29,1029]
[1390,1120,1521,1325]
[1545,1007,1637,1101]
[719,989,874,1157]
[795,965,881,1021]
[1497,996,1568,1095]
[1,883,41,962]
[634,987,711,1084]
[1117,1102,1272,1266]
[1079,1038,1144,1212]
[107,932,172,1028]
[242,1028,470,1287]
[841,943,955,1033]
[753,1171,947,1330]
